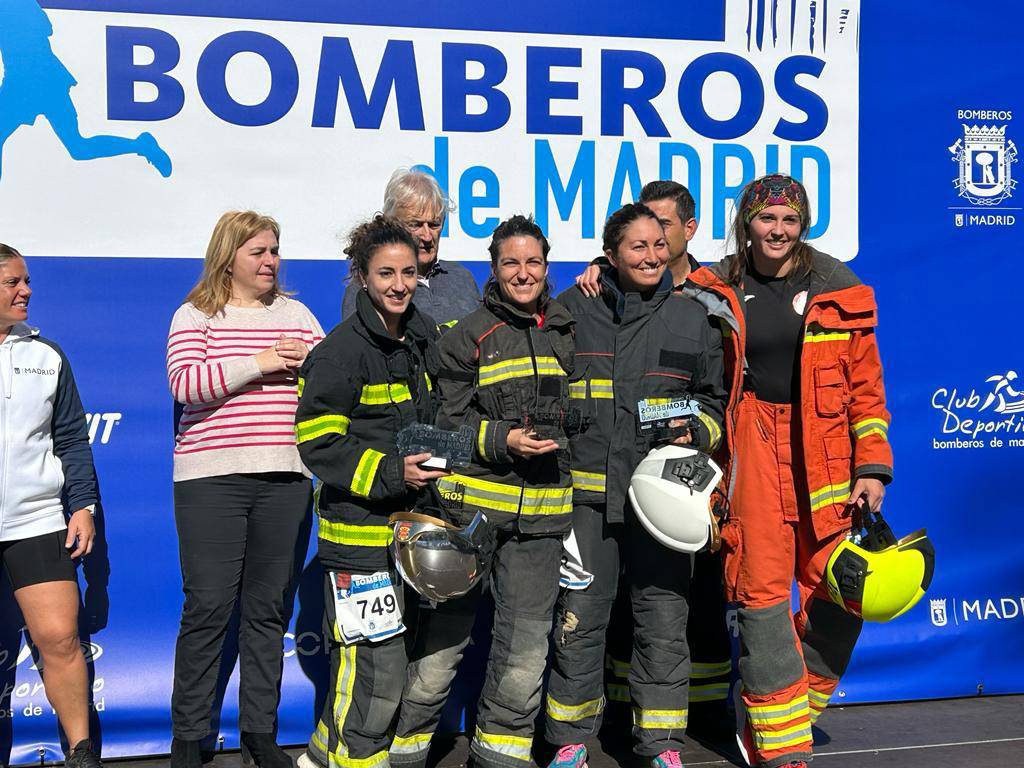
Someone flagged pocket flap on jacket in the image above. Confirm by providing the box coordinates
[815,365,845,388]
[824,435,852,459]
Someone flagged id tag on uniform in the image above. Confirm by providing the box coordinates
[330,571,405,644]
[636,398,701,434]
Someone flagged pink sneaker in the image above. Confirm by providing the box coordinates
[651,749,684,768]
[548,743,588,768]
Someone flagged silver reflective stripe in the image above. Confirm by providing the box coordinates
[472,727,532,762]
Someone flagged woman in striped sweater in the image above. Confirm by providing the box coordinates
[166,211,324,768]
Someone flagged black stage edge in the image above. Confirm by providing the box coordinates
[16,695,1024,768]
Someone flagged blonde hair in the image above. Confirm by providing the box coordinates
[184,211,288,315]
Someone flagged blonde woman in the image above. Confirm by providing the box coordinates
[166,212,324,768]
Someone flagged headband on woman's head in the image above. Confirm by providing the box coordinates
[742,175,806,223]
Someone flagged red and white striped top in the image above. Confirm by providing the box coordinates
[167,297,326,482]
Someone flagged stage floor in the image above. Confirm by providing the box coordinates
[82,694,1023,768]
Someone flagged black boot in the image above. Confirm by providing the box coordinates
[241,731,294,768]
[65,739,103,768]
[170,738,203,768]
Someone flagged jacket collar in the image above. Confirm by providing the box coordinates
[0,322,39,345]
[599,265,673,319]
[482,280,574,330]
[354,287,432,348]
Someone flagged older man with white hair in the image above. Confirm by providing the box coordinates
[341,169,481,327]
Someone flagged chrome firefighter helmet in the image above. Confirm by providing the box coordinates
[825,507,935,623]
[388,509,495,602]
[628,445,723,553]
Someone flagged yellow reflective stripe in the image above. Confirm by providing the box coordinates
[645,397,673,405]
[332,644,357,760]
[546,694,604,722]
[632,707,687,729]
[607,655,630,678]
[536,357,568,376]
[804,329,852,343]
[390,733,433,755]
[751,722,813,750]
[329,751,389,768]
[439,474,571,516]
[440,319,459,329]
[312,721,329,755]
[297,377,305,398]
[808,689,832,708]
[689,683,731,702]
[607,683,629,702]
[697,411,722,449]
[478,356,566,387]
[852,417,889,441]
[572,470,606,493]
[296,414,351,443]
[809,481,851,512]
[569,381,587,399]
[747,695,810,726]
[691,660,732,678]
[424,372,433,392]
[589,379,613,399]
[520,485,573,516]
[351,449,386,498]
[472,727,531,761]
[319,519,393,547]
[359,382,412,405]
[438,474,521,513]
[477,420,491,461]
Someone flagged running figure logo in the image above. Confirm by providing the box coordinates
[0,0,171,180]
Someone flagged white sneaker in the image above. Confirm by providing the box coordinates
[297,751,327,768]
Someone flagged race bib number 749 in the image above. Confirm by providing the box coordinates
[331,571,405,644]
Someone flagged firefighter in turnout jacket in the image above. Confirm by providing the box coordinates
[683,175,893,768]
[544,204,727,768]
[392,216,574,768]
[294,217,444,768]
[574,181,735,733]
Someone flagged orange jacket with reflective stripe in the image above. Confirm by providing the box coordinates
[685,249,893,541]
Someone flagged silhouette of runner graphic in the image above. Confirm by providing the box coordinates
[0,0,171,180]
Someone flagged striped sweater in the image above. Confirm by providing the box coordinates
[166,297,325,482]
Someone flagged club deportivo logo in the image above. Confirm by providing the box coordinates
[930,369,1024,449]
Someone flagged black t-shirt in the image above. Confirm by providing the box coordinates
[743,267,811,404]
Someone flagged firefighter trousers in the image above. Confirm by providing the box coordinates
[545,503,693,756]
[391,531,562,768]
[722,395,863,768]
[603,548,733,726]
[306,570,408,768]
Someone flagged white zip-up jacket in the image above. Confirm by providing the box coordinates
[0,323,99,541]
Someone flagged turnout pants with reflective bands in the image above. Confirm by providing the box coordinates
[545,503,692,756]
[391,532,562,768]
[723,395,863,768]
[603,550,733,723]
[307,571,407,768]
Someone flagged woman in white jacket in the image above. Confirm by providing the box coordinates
[0,244,101,768]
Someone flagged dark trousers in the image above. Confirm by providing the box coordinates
[604,549,733,720]
[306,567,408,768]
[545,503,693,756]
[171,472,311,738]
[391,532,562,768]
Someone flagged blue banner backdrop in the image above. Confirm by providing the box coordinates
[2,1,1023,764]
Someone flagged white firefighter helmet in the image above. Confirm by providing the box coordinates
[628,444,723,553]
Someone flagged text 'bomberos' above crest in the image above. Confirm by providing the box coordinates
[949,124,1018,205]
